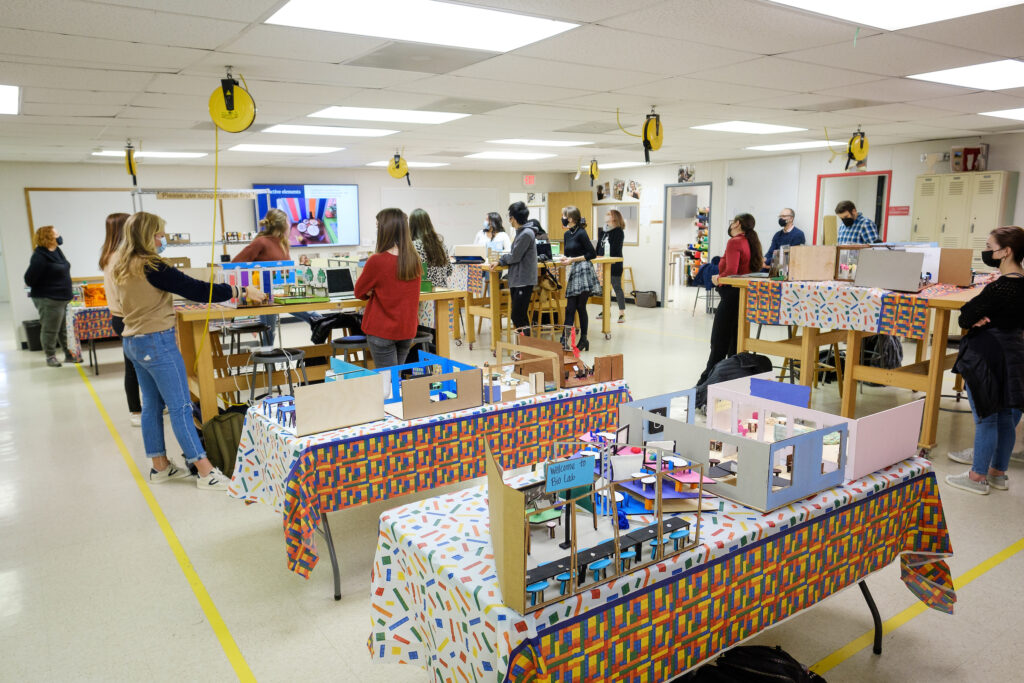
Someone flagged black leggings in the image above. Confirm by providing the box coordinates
[697,286,739,386]
[110,315,143,414]
[564,293,590,339]
[510,285,534,333]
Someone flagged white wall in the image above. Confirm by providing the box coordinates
[0,162,569,339]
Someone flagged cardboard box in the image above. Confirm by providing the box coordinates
[937,248,973,286]
[787,245,837,281]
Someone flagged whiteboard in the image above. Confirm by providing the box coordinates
[379,187,500,248]
[25,188,256,278]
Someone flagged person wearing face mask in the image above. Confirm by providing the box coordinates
[496,201,538,333]
[696,214,764,386]
[835,200,879,245]
[110,211,267,490]
[474,212,512,252]
[764,208,805,265]
[24,225,78,367]
[561,205,599,350]
[944,226,1024,495]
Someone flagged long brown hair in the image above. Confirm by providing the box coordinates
[112,212,166,286]
[991,225,1024,264]
[732,213,764,272]
[486,212,505,238]
[99,213,130,270]
[258,208,291,255]
[606,209,624,229]
[562,205,582,226]
[33,225,57,250]
[409,208,448,268]
[375,208,422,281]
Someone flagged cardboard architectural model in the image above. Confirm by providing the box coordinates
[487,441,703,614]
[618,388,849,513]
[219,260,296,306]
[707,373,924,482]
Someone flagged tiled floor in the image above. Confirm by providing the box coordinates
[2,293,1022,682]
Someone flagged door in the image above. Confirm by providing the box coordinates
[937,174,970,249]
[910,175,940,242]
[547,192,594,244]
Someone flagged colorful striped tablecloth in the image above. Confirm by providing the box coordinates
[64,305,115,359]
[229,380,630,577]
[368,457,954,681]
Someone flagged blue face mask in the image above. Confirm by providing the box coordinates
[156,237,167,255]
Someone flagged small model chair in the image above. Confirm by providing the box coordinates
[247,348,308,403]
[618,549,637,571]
[649,537,672,560]
[526,580,549,606]
[589,557,613,582]
[669,528,690,551]
[556,571,573,595]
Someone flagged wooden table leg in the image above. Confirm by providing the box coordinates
[841,330,862,418]
[920,309,950,451]
[489,269,501,351]
[190,320,218,424]
[464,292,476,347]
[601,261,612,337]
[434,299,451,357]
[451,298,461,342]
[736,285,750,353]
[799,326,819,389]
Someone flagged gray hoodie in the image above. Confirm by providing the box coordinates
[499,220,539,288]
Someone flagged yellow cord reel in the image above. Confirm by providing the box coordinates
[642,110,663,163]
[846,128,868,170]
[208,74,256,133]
[388,153,411,185]
[588,159,599,187]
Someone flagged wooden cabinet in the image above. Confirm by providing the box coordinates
[911,171,1018,266]
[547,192,595,243]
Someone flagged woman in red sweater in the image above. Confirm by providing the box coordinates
[355,208,422,367]
[696,213,763,386]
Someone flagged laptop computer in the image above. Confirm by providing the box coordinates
[326,267,356,300]
[854,249,926,292]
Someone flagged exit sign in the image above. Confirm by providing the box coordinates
[522,175,536,186]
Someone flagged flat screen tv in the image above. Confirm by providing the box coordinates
[253,184,359,247]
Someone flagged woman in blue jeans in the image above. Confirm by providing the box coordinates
[946,226,1024,495]
[110,212,266,490]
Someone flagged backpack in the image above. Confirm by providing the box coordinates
[695,352,774,409]
[676,645,827,683]
[201,411,244,477]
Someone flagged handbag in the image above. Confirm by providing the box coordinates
[539,263,561,292]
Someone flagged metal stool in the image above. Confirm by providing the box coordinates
[248,348,308,403]
[225,319,271,356]
[330,335,370,364]
[408,331,434,358]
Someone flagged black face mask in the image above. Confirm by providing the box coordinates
[840,216,855,227]
[778,218,788,228]
[56,236,63,246]
[981,250,1003,268]
[561,217,569,227]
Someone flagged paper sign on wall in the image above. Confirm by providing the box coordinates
[545,455,595,493]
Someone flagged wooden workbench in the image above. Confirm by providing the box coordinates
[176,289,467,423]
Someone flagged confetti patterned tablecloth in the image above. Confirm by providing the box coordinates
[746,278,991,339]
[64,305,115,359]
[450,264,487,297]
[369,457,954,681]
[229,380,630,577]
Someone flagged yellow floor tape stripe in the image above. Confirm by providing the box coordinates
[812,536,1024,674]
[76,364,255,682]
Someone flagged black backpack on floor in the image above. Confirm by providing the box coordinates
[695,352,774,409]
[676,645,827,683]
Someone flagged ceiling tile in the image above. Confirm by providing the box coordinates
[615,77,795,105]
[453,0,664,23]
[84,0,282,22]
[20,102,124,117]
[451,55,663,91]
[693,57,879,92]
[915,91,1024,114]
[0,62,156,91]
[813,78,972,104]
[21,88,137,106]
[929,114,1024,130]
[182,54,427,88]
[903,5,1024,59]
[830,103,954,122]
[219,24,389,63]
[0,28,208,70]
[346,42,499,74]
[599,0,881,54]
[390,74,594,103]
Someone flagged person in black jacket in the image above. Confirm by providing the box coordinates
[597,209,626,323]
[24,225,78,367]
[946,225,1024,495]
[561,205,599,350]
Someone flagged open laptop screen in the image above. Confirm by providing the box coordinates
[326,268,354,296]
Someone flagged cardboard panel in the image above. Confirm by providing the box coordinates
[938,248,973,287]
[294,374,385,436]
[486,446,527,614]
[788,245,837,281]
[388,368,483,420]
[847,400,923,481]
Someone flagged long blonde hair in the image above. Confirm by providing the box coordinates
[112,212,166,286]
[375,208,422,281]
[258,208,291,255]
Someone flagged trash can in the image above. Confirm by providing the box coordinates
[23,320,42,351]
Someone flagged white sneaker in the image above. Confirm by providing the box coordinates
[149,463,191,484]
[1012,451,1024,464]
[196,467,230,492]
[947,448,974,465]
[130,413,141,427]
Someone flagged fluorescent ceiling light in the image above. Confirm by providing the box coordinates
[263,124,398,137]
[766,1,1024,31]
[366,160,449,168]
[746,141,834,151]
[92,150,208,158]
[581,161,646,169]
[0,84,21,115]
[228,144,342,154]
[908,60,1024,90]
[691,121,807,134]
[309,106,468,124]
[490,139,593,147]
[465,151,557,160]
[267,0,577,52]
[980,107,1024,121]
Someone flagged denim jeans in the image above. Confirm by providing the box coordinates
[366,335,412,368]
[968,388,1022,475]
[123,328,207,463]
[110,315,142,413]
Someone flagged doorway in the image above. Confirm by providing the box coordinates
[813,171,892,244]
[662,182,712,307]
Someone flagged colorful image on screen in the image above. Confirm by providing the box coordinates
[253,184,359,247]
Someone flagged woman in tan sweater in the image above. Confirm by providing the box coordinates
[110,212,266,490]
